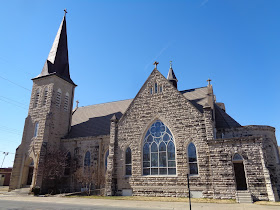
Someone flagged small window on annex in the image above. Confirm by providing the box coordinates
[34,122,39,137]
[188,143,198,175]
[64,152,71,175]
[84,151,91,167]
[125,147,132,176]
[105,149,109,171]
[143,120,176,176]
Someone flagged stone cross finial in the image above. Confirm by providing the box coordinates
[207,78,212,86]
[64,9,68,15]
[153,61,159,69]
[170,61,172,68]
[76,100,79,108]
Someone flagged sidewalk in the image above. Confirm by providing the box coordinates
[0,194,279,210]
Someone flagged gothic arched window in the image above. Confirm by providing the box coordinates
[64,92,69,111]
[64,152,71,175]
[84,151,90,167]
[125,147,132,176]
[34,122,39,137]
[188,143,198,175]
[56,89,62,108]
[34,89,40,108]
[42,87,48,106]
[143,120,176,175]
[105,149,109,171]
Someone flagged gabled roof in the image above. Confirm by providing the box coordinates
[65,86,240,139]
[180,86,208,112]
[33,14,75,85]
[65,99,132,138]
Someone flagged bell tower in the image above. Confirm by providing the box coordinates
[9,11,76,192]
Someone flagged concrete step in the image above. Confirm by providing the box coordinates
[236,190,253,203]
[4,187,30,195]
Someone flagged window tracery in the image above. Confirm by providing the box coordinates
[143,120,176,175]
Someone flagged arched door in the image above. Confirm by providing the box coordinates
[26,160,34,185]
[233,154,247,190]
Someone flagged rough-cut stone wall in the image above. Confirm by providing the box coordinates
[207,137,269,200]
[61,135,109,192]
[115,69,211,197]
[10,75,75,192]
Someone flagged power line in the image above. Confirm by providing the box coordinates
[0,98,28,110]
[0,75,31,92]
[0,95,28,106]
[0,151,15,155]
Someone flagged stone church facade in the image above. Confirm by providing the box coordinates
[9,14,280,202]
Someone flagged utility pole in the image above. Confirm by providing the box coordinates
[1,152,9,168]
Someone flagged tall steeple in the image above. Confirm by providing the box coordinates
[33,11,75,85]
[167,61,178,88]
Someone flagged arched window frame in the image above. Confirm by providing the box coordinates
[56,88,62,108]
[187,142,198,175]
[64,92,69,111]
[34,89,40,108]
[105,149,109,172]
[84,151,91,167]
[42,87,48,106]
[125,147,132,176]
[34,122,39,137]
[142,120,176,176]
[64,152,71,175]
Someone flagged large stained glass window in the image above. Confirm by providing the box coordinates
[188,143,198,175]
[143,120,176,175]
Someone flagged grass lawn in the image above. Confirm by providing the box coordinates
[67,195,236,204]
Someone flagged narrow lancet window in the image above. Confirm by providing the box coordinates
[56,89,62,108]
[34,122,39,137]
[143,120,176,175]
[188,143,198,175]
[42,87,48,106]
[125,147,132,176]
[105,149,109,172]
[84,151,90,167]
[155,83,158,93]
[34,89,40,108]
[64,152,71,175]
[64,92,69,111]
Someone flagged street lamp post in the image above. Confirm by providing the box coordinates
[187,174,191,210]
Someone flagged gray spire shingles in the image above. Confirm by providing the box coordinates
[33,14,75,85]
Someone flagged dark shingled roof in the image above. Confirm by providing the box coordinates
[33,14,75,85]
[215,104,241,129]
[65,86,240,139]
[66,99,133,138]
[180,86,208,112]
[167,67,178,82]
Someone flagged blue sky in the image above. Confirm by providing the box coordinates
[0,0,279,168]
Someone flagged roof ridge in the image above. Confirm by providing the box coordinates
[179,86,208,92]
[78,98,133,109]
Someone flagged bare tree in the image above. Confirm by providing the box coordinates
[43,149,68,194]
[74,166,95,195]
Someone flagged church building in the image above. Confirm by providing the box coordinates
[9,13,280,202]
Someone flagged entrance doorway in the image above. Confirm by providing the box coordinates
[233,154,247,190]
[26,160,34,185]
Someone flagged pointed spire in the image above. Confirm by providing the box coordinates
[34,11,75,85]
[167,61,178,89]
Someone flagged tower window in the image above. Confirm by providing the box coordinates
[64,92,69,111]
[56,89,62,108]
[34,89,40,108]
[125,147,132,176]
[42,87,48,106]
[34,122,39,137]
